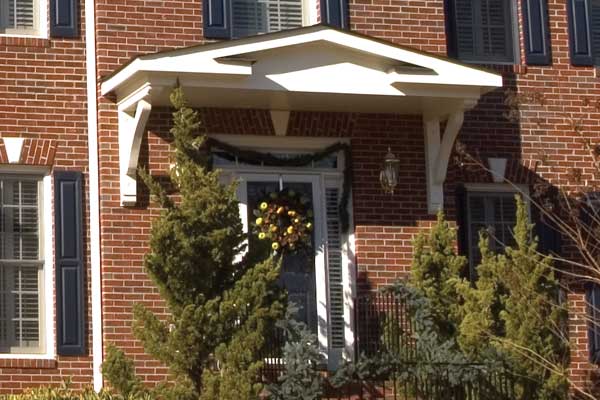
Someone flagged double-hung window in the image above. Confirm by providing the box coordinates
[231,0,304,38]
[464,189,518,279]
[0,176,44,354]
[447,0,518,64]
[0,0,41,36]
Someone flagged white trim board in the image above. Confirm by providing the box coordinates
[85,0,104,389]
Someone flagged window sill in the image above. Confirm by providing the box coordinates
[0,35,50,48]
[0,357,56,369]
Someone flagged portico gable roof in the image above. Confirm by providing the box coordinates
[100,24,502,213]
[101,24,501,114]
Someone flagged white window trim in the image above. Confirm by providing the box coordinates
[0,172,55,360]
[212,134,355,369]
[304,0,318,25]
[0,0,48,39]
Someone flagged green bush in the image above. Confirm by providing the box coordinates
[0,381,153,400]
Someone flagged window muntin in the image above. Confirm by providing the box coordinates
[466,191,517,278]
[0,177,43,354]
[0,0,40,36]
[451,0,518,64]
[231,0,304,38]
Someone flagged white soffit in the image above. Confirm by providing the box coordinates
[101,25,502,114]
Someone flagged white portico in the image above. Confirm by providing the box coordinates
[100,24,501,213]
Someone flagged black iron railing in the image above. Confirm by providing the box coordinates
[262,291,516,400]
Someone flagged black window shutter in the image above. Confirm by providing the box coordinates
[531,203,561,255]
[453,0,476,60]
[455,185,469,257]
[320,0,349,29]
[567,0,594,66]
[50,0,79,38]
[55,171,85,356]
[203,0,232,39]
[444,0,459,58]
[592,0,600,65]
[587,283,600,364]
[522,0,552,65]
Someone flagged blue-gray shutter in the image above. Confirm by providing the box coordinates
[592,0,600,65]
[455,185,469,257]
[50,0,79,38]
[204,0,232,39]
[55,171,85,356]
[587,284,600,364]
[320,0,349,29]
[531,203,561,255]
[567,0,594,66]
[522,0,552,65]
[444,0,459,58]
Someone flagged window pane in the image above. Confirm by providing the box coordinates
[0,179,39,261]
[232,0,302,38]
[467,192,519,277]
[0,264,41,352]
[1,0,35,31]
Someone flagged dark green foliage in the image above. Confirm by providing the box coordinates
[101,344,145,398]
[267,305,324,400]
[105,86,284,399]
[410,212,467,338]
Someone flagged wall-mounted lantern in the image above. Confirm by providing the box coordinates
[380,147,400,194]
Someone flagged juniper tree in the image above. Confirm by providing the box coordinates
[110,87,285,399]
[458,196,569,400]
[410,211,467,338]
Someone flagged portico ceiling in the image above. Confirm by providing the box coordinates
[100,24,502,212]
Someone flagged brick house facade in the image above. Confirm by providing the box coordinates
[0,0,599,395]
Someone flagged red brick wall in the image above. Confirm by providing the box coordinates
[88,0,598,393]
[0,0,93,394]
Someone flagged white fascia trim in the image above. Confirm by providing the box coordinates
[85,0,104,391]
[101,59,252,96]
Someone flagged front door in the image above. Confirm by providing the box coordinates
[238,173,328,351]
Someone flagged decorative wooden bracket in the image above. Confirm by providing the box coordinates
[424,110,465,214]
[118,86,153,206]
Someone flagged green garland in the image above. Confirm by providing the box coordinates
[204,137,352,233]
